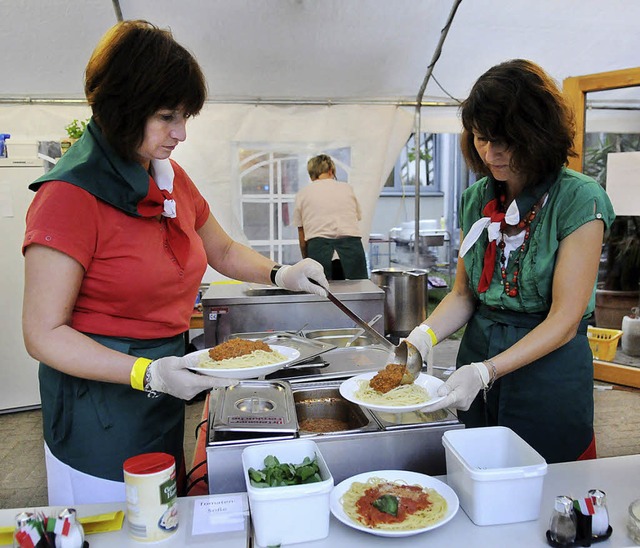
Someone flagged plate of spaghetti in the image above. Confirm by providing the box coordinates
[339,371,445,413]
[330,470,458,537]
[184,338,300,379]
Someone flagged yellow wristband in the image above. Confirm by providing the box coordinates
[130,357,153,391]
[418,324,438,346]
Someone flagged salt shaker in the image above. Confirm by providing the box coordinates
[588,489,609,537]
[54,508,85,548]
[549,495,577,545]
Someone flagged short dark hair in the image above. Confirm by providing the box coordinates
[84,20,207,162]
[460,59,576,186]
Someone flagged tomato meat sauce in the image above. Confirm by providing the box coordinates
[356,483,432,526]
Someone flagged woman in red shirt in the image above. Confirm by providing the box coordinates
[22,20,328,505]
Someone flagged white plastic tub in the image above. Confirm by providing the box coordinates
[442,426,547,526]
[242,439,333,546]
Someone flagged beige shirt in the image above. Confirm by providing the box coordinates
[293,179,362,240]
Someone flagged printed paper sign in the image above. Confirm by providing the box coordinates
[192,495,247,535]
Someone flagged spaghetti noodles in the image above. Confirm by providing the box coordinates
[341,477,448,531]
[354,380,429,407]
[198,339,287,370]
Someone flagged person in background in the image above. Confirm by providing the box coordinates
[406,59,615,463]
[293,154,368,280]
[22,20,328,506]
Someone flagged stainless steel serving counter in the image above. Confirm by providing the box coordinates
[205,374,462,495]
[201,279,385,346]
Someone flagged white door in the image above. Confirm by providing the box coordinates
[0,160,44,412]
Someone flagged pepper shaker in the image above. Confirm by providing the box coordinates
[54,508,84,548]
[588,489,609,537]
[549,495,577,545]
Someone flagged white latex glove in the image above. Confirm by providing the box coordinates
[406,325,435,376]
[147,356,236,400]
[275,258,329,297]
[425,362,490,412]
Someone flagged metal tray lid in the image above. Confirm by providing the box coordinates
[210,380,298,434]
[370,408,460,430]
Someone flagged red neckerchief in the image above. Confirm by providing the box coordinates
[478,198,505,293]
[138,180,191,270]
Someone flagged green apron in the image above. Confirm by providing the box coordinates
[456,305,594,464]
[39,334,185,482]
[307,236,368,280]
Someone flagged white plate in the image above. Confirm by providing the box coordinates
[184,344,300,379]
[330,470,459,537]
[339,371,445,413]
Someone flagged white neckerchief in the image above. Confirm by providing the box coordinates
[460,193,549,268]
[459,199,520,259]
[149,159,176,218]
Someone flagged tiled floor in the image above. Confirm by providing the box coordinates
[1,343,639,510]
[0,399,207,510]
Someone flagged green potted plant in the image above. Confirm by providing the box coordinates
[61,118,89,154]
[584,133,640,328]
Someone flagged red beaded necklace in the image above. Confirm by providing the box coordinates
[496,191,547,297]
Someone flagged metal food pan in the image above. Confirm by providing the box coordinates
[292,382,379,435]
[303,328,378,348]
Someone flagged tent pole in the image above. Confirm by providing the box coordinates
[111,0,123,22]
[413,0,463,268]
[0,96,458,107]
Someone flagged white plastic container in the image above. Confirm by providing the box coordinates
[442,426,547,526]
[242,439,333,546]
[5,140,38,159]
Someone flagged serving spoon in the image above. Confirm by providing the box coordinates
[315,283,423,381]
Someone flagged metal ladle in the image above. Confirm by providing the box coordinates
[344,314,383,348]
[317,284,424,381]
[394,339,423,384]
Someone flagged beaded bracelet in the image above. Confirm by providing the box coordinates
[480,359,497,404]
[483,359,498,391]
[143,363,160,399]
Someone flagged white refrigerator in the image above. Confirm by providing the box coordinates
[0,158,44,412]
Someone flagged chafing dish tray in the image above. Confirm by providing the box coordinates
[292,381,379,436]
[209,380,297,445]
[268,346,389,383]
[371,408,459,430]
[304,327,381,348]
[244,283,302,296]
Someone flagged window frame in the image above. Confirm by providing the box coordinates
[381,132,441,197]
[234,143,351,263]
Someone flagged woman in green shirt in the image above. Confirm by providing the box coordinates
[407,59,615,463]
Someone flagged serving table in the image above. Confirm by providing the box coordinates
[2,455,638,547]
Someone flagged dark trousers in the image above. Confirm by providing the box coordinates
[307,236,368,280]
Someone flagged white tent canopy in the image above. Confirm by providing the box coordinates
[2,0,639,266]
[3,0,640,106]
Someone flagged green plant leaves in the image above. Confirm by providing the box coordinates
[248,455,322,488]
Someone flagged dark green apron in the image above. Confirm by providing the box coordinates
[39,334,185,482]
[307,236,368,280]
[456,305,594,464]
